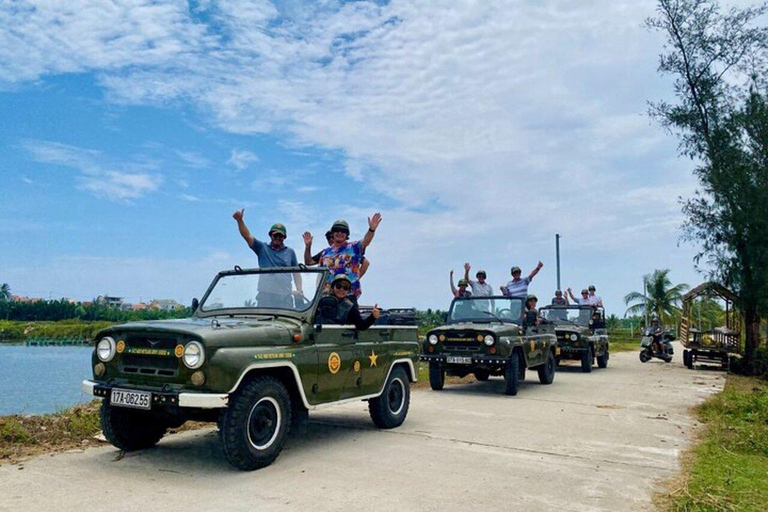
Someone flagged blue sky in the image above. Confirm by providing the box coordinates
[1,0,710,314]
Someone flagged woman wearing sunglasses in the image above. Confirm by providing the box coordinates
[316,274,380,330]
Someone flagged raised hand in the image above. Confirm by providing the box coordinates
[537,260,544,268]
[368,212,382,231]
[232,208,245,221]
[464,262,471,272]
[372,303,381,319]
[302,231,313,246]
[450,270,454,277]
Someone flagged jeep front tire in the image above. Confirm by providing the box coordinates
[100,402,167,451]
[219,376,291,471]
[369,366,410,429]
[428,361,445,390]
[504,353,519,396]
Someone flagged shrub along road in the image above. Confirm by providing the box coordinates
[0,346,724,512]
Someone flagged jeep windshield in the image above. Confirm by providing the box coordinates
[447,296,524,324]
[539,306,593,326]
[198,268,323,315]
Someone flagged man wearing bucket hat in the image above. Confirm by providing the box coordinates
[500,261,543,298]
[449,270,473,298]
[232,208,302,306]
[316,274,380,330]
[302,213,382,297]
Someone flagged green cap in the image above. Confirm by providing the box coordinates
[331,219,350,234]
[331,274,352,285]
[581,289,588,294]
[511,266,522,274]
[476,270,487,278]
[457,278,469,287]
[269,223,287,237]
[526,294,538,301]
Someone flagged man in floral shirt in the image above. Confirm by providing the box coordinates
[303,213,382,297]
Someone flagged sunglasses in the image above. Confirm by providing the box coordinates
[333,283,351,291]
[270,233,286,239]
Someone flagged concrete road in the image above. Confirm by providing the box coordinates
[0,346,724,512]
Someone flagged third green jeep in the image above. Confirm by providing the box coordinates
[539,305,609,372]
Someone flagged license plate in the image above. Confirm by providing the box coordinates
[110,388,151,410]
[446,356,472,364]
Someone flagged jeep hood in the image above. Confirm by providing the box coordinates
[96,316,298,348]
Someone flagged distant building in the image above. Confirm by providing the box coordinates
[96,295,124,308]
[11,295,43,303]
[132,302,148,311]
[150,299,184,311]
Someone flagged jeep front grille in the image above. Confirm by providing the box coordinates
[120,354,179,377]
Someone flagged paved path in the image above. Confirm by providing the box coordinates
[0,345,724,512]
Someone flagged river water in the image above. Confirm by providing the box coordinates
[0,345,94,416]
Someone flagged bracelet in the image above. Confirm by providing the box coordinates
[368,228,375,233]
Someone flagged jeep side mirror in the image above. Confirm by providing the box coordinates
[191,298,199,310]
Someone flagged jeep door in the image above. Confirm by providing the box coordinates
[313,325,364,403]
[355,326,393,397]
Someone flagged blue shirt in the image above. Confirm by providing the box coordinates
[503,277,531,298]
[249,239,298,294]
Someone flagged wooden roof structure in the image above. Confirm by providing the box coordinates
[683,282,738,303]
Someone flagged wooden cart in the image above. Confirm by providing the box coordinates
[679,282,741,370]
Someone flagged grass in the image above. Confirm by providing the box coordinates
[0,320,111,342]
[660,375,768,511]
[0,401,208,465]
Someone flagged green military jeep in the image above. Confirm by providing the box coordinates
[539,305,609,372]
[420,296,558,396]
[82,267,419,470]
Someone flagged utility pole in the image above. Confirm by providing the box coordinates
[555,234,561,291]
[643,276,648,328]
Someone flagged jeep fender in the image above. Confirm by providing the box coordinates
[227,359,417,410]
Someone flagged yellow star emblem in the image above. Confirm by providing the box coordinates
[368,350,378,367]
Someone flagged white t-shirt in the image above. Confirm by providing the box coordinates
[587,295,602,306]
[470,281,494,297]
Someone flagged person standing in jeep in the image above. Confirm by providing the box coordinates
[463,262,493,297]
[302,213,382,297]
[232,208,302,307]
[501,261,543,298]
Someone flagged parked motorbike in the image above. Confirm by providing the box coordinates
[639,327,674,363]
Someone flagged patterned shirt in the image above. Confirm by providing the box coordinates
[318,241,365,295]
[503,277,531,298]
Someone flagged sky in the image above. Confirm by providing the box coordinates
[0,0,713,315]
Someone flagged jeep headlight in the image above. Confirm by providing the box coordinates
[96,337,116,362]
[569,334,578,341]
[428,334,438,345]
[483,335,495,346]
[183,341,205,369]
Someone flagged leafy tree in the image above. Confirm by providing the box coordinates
[0,283,9,302]
[624,269,689,325]
[606,314,622,331]
[648,0,768,370]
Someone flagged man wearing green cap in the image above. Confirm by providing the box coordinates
[302,213,382,297]
[232,209,302,307]
[463,262,493,297]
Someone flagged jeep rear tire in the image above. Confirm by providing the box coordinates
[100,402,167,451]
[597,347,609,369]
[504,354,520,396]
[428,361,445,390]
[219,376,291,471]
[537,350,556,385]
[369,366,410,429]
[581,346,593,373]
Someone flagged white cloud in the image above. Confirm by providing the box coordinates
[228,149,260,170]
[23,140,161,202]
[3,1,710,311]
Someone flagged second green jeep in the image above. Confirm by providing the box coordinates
[420,296,558,396]
[82,267,419,470]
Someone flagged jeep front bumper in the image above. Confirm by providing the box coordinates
[419,354,508,365]
[82,380,229,409]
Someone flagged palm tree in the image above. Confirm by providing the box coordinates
[0,283,10,302]
[624,269,688,326]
